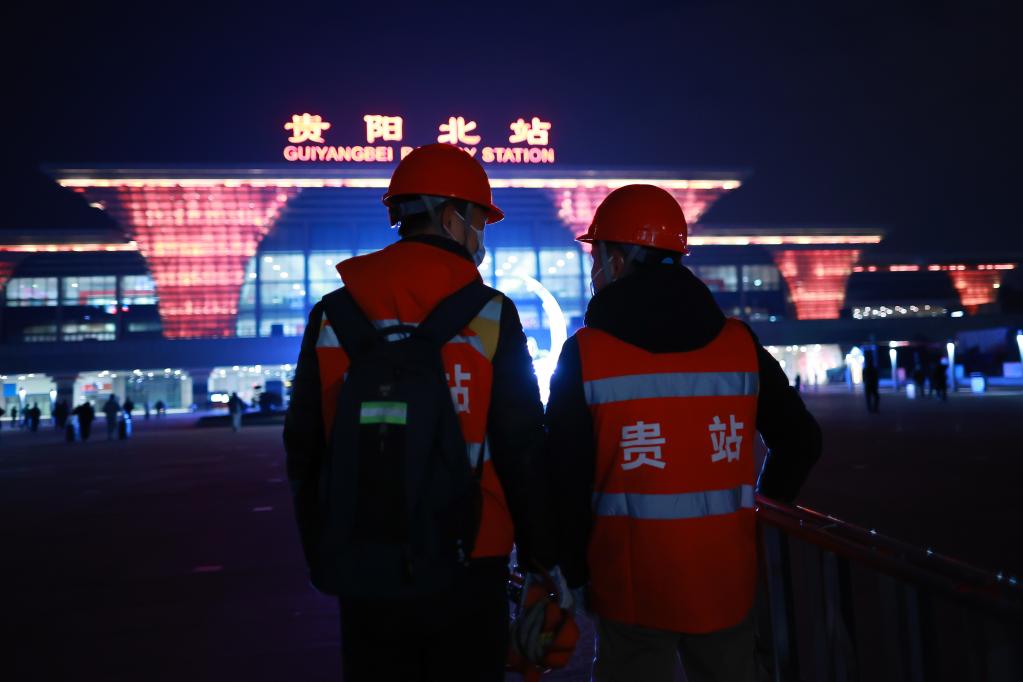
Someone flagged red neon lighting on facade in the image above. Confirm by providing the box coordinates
[948,270,1004,313]
[855,262,1017,274]
[772,249,862,320]
[550,185,734,238]
[0,242,138,253]
[0,260,18,292]
[72,185,297,338]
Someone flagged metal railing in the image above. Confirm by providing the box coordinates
[755,494,1023,682]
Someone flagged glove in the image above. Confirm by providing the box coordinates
[521,565,573,611]
[513,565,574,663]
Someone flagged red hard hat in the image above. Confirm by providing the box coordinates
[576,184,689,254]
[382,143,504,224]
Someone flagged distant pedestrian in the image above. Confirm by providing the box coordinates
[143,401,151,420]
[123,398,135,419]
[29,403,42,432]
[103,395,121,440]
[863,355,880,413]
[53,400,70,429]
[154,400,166,416]
[74,401,95,441]
[22,406,30,429]
[794,374,802,392]
[227,392,246,432]
[10,406,18,428]
[912,366,926,397]
[0,405,5,430]
[932,361,948,401]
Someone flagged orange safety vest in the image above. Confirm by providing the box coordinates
[314,240,515,559]
[577,318,759,633]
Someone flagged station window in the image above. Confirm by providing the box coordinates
[239,258,257,314]
[260,316,305,337]
[236,314,256,338]
[62,322,117,342]
[308,252,350,282]
[692,265,738,293]
[307,251,350,301]
[239,279,256,309]
[121,275,157,305]
[539,248,583,302]
[260,282,306,310]
[260,252,305,283]
[63,276,117,306]
[126,322,163,333]
[741,265,781,291]
[5,277,58,307]
[22,324,58,342]
[494,249,538,295]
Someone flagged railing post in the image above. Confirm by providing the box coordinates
[821,550,858,681]
[901,584,926,682]
[803,541,830,681]
[878,576,926,682]
[754,495,1023,682]
[984,615,1020,682]
[762,525,799,682]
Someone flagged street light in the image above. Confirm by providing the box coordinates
[946,341,956,392]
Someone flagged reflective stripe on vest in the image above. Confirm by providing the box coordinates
[369,319,488,358]
[593,484,754,520]
[466,439,492,469]
[317,314,341,348]
[476,297,503,322]
[585,371,758,405]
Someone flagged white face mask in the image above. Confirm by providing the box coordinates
[453,210,486,267]
[469,225,486,267]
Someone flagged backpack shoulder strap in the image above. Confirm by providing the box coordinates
[416,280,501,346]
[319,287,378,358]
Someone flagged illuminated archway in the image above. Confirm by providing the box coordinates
[497,273,568,404]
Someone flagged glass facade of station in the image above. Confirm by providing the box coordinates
[235,245,592,349]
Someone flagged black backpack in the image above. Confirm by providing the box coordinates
[312,280,499,599]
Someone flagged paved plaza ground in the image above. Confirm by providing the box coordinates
[2,389,1020,681]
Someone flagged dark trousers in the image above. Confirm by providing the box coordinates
[865,386,880,413]
[339,558,509,682]
[594,610,756,682]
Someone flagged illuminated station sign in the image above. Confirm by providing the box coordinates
[282,112,557,165]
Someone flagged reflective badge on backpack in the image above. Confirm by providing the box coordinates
[354,400,409,542]
[359,401,408,425]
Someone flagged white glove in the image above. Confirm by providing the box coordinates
[521,565,574,611]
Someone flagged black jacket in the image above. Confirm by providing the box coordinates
[283,235,556,570]
[546,263,823,588]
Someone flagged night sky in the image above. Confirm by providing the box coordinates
[7,1,1019,254]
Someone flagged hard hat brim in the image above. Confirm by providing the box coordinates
[382,192,504,225]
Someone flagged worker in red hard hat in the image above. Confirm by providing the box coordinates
[546,184,822,681]
[284,143,567,681]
